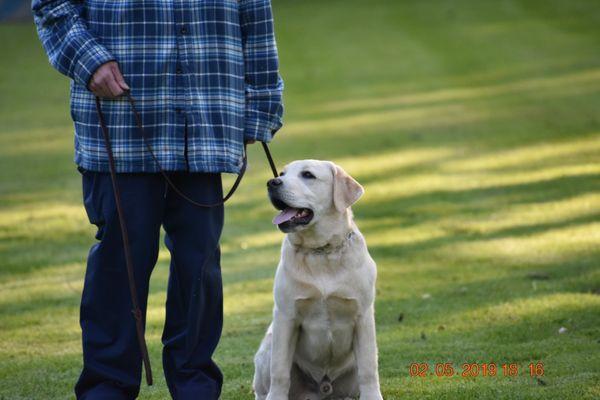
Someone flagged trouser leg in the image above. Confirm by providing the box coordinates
[161,172,224,400]
[75,172,165,400]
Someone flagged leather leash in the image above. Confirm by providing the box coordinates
[95,91,279,386]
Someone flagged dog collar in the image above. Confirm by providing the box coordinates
[304,230,356,255]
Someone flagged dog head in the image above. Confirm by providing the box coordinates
[268,160,364,233]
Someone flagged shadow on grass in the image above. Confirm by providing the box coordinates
[359,173,599,219]
[4,164,595,282]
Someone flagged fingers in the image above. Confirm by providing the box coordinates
[106,77,124,98]
[88,77,109,98]
[88,61,129,98]
[88,63,113,97]
[109,63,130,91]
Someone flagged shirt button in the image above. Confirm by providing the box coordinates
[176,108,183,114]
[180,26,188,34]
[176,67,183,74]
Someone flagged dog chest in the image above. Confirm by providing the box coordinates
[294,295,358,363]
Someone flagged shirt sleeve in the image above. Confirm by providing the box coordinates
[31,0,115,88]
[239,0,284,143]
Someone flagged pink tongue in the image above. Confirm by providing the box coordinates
[273,207,298,225]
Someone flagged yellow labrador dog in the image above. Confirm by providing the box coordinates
[253,160,383,400]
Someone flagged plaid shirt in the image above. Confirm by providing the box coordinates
[32,0,284,173]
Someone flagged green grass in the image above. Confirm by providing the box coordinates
[1,0,600,398]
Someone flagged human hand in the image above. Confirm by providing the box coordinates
[88,61,129,98]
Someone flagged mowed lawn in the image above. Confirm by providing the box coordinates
[1,0,600,399]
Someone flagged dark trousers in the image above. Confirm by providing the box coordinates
[74,171,224,400]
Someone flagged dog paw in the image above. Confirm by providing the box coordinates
[360,392,383,400]
[265,393,287,400]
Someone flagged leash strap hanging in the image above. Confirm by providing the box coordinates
[95,96,153,386]
[95,92,279,386]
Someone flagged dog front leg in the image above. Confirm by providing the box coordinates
[267,313,298,400]
[354,306,383,400]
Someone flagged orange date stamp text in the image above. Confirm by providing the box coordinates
[408,362,544,378]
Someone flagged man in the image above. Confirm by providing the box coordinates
[32,0,283,399]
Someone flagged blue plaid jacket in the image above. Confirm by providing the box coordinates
[32,0,284,173]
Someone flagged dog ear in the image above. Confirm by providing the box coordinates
[332,163,364,212]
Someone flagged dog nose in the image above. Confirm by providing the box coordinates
[267,178,283,188]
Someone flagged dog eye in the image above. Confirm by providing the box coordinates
[279,171,285,176]
[301,171,316,179]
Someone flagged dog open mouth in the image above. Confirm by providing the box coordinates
[270,196,314,229]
